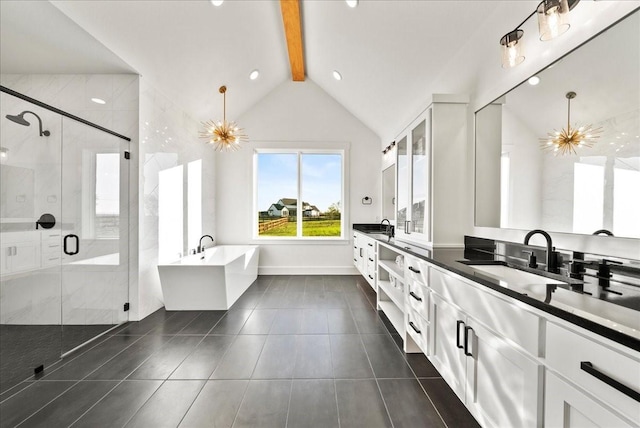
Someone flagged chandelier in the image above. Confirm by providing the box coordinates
[540,91,602,155]
[200,85,248,151]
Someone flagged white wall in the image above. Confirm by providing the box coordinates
[467,4,640,260]
[134,78,216,320]
[215,80,381,275]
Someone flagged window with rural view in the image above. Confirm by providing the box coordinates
[256,151,343,238]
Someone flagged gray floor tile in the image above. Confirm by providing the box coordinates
[330,335,374,379]
[252,335,296,379]
[211,335,266,379]
[419,378,481,428]
[19,381,118,428]
[86,335,172,380]
[361,334,415,378]
[335,379,392,428]
[246,278,272,293]
[114,309,176,335]
[344,291,374,309]
[300,309,329,334]
[128,336,202,380]
[269,309,303,334]
[71,380,162,428]
[149,311,202,335]
[43,335,142,381]
[327,309,359,334]
[378,379,446,428]
[406,353,441,378]
[230,292,264,309]
[179,311,226,334]
[125,380,205,428]
[293,335,333,379]
[0,381,75,428]
[209,309,253,335]
[267,278,290,293]
[277,292,306,309]
[170,335,235,379]
[351,308,388,334]
[232,380,291,428]
[179,380,248,428]
[287,380,339,428]
[239,309,277,334]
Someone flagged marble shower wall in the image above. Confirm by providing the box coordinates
[135,78,216,320]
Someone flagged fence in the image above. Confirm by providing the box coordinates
[258,217,289,233]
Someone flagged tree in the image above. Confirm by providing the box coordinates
[325,201,341,219]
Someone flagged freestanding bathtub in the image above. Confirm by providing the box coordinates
[157,245,259,310]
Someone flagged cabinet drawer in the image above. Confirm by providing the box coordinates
[407,308,428,354]
[405,255,430,285]
[407,279,429,320]
[430,267,540,356]
[546,322,640,422]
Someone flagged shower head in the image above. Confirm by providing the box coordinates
[5,111,50,137]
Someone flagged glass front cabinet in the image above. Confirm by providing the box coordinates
[396,111,432,245]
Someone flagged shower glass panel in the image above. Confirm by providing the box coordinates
[0,90,129,393]
[0,93,63,393]
[60,118,129,355]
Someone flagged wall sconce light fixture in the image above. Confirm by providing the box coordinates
[500,0,579,69]
[382,141,396,154]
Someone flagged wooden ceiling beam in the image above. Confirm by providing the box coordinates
[280,0,305,81]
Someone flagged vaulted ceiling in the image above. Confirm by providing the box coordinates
[2,0,629,143]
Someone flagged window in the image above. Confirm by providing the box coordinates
[573,162,604,234]
[254,150,345,239]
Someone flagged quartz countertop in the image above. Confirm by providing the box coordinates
[353,226,640,352]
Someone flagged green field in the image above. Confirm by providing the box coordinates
[259,219,341,237]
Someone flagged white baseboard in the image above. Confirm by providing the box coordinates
[258,266,359,275]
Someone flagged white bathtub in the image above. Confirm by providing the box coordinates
[157,245,259,310]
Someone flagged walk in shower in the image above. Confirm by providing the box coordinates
[0,88,130,393]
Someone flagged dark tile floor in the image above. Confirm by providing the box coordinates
[0,275,480,428]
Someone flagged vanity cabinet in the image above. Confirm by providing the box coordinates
[544,322,640,426]
[353,231,376,290]
[1,231,41,275]
[429,267,542,428]
[395,95,468,247]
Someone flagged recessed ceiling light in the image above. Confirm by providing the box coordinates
[210,0,223,6]
[91,97,106,105]
[332,70,342,81]
[346,0,358,8]
[528,76,540,86]
[249,69,260,80]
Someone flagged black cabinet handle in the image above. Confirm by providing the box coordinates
[456,320,464,349]
[409,291,422,302]
[580,361,640,402]
[409,321,421,335]
[408,266,421,274]
[353,258,357,262]
[368,275,374,280]
[464,326,473,357]
[63,234,79,255]
[359,248,363,257]
[368,243,373,247]
[369,258,374,262]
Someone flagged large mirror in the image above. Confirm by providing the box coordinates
[475,10,640,239]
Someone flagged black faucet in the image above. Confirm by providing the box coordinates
[197,235,214,253]
[597,259,623,289]
[380,219,393,239]
[523,229,560,274]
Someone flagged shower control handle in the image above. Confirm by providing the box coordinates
[63,234,79,255]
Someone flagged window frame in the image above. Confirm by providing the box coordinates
[252,144,349,243]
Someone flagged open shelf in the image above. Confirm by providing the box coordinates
[378,279,405,311]
[379,301,405,336]
[378,259,404,280]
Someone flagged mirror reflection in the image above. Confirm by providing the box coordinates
[475,11,640,239]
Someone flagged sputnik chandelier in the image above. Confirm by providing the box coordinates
[540,91,602,155]
[200,85,248,151]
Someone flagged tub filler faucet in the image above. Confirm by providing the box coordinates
[197,235,214,253]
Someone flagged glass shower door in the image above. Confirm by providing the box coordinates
[60,118,129,354]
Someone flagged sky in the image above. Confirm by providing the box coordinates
[256,153,342,213]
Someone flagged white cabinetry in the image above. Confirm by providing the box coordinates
[395,95,468,247]
[1,231,41,275]
[353,231,376,290]
[377,242,406,337]
[544,322,640,426]
[429,267,542,428]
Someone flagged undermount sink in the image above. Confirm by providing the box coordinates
[460,261,567,286]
